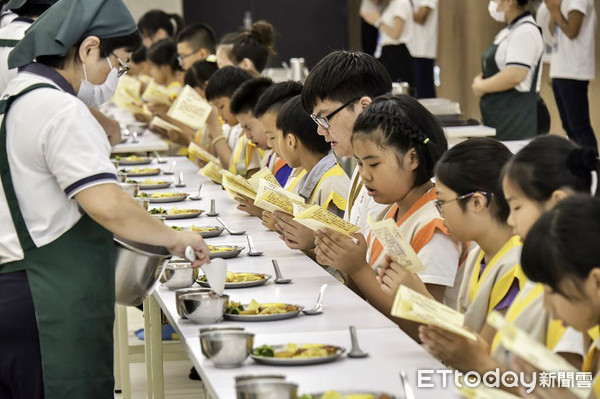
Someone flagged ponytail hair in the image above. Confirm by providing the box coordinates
[138,10,185,39]
[184,59,218,89]
[503,135,600,201]
[352,94,447,186]
[231,21,275,73]
[147,39,182,72]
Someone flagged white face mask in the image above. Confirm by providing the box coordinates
[488,0,506,23]
[77,58,120,107]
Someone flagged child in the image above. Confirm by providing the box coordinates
[418,135,595,382]
[176,23,216,71]
[204,66,254,175]
[382,138,523,342]
[147,38,184,99]
[275,95,349,218]
[519,196,600,397]
[138,9,184,48]
[314,94,461,340]
[215,32,239,69]
[231,21,275,75]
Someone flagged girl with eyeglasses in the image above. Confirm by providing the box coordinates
[314,94,465,340]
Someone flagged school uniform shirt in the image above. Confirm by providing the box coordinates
[549,0,596,80]
[367,188,463,288]
[166,81,183,100]
[0,10,17,29]
[407,0,439,59]
[379,0,413,46]
[457,236,525,333]
[263,150,293,187]
[0,63,117,265]
[493,14,544,92]
[228,132,262,176]
[491,280,585,365]
[284,168,307,195]
[344,165,391,234]
[295,152,350,218]
[222,122,242,150]
[0,17,33,94]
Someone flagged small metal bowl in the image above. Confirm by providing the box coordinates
[235,374,287,385]
[127,122,147,135]
[235,380,298,399]
[199,330,254,368]
[160,262,198,290]
[175,287,213,319]
[179,291,229,324]
[118,182,139,197]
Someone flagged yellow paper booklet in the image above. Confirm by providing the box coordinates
[188,142,221,165]
[112,75,143,113]
[247,167,280,191]
[487,311,589,398]
[150,116,181,133]
[167,85,213,129]
[293,204,360,237]
[367,217,425,273]
[392,285,477,341]
[253,180,305,214]
[221,170,257,200]
[141,80,172,105]
[200,161,224,184]
[457,384,522,399]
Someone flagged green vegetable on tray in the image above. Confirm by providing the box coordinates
[138,192,149,198]
[114,155,121,161]
[171,226,183,231]
[149,208,167,215]
[126,179,137,184]
[225,301,244,315]
[252,345,275,357]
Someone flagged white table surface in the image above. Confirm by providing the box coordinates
[144,156,459,398]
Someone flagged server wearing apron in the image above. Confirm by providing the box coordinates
[0,1,210,398]
[473,0,544,141]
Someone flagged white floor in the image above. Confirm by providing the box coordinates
[114,307,208,399]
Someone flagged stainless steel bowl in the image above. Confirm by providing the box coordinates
[199,330,254,368]
[118,182,139,197]
[235,374,286,385]
[160,262,198,290]
[127,122,147,135]
[179,291,229,324]
[175,287,214,319]
[114,237,171,306]
[235,380,298,399]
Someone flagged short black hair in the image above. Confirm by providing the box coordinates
[231,21,274,73]
[503,135,599,202]
[205,66,253,102]
[435,138,512,223]
[254,81,303,118]
[352,94,447,186]
[230,77,274,115]
[147,38,181,71]
[276,95,330,156]
[36,32,142,69]
[131,45,147,64]
[138,9,184,39]
[302,51,392,113]
[12,2,54,17]
[184,59,218,89]
[176,23,216,54]
[521,195,600,297]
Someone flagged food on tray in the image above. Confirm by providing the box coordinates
[127,179,169,185]
[120,167,159,174]
[208,245,237,253]
[300,393,392,399]
[170,226,183,231]
[252,343,338,359]
[190,225,220,232]
[138,192,187,198]
[115,155,148,162]
[149,207,200,215]
[226,299,299,315]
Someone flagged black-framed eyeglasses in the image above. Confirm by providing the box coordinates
[310,97,361,129]
[434,191,494,213]
[111,53,130,77]
[177,49,199,66]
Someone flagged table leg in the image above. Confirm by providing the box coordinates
[143,298,153,399]
[116,305,132,399]
[113,313,121,394]
[149,295,165,399]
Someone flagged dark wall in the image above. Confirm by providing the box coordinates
[182,0,349,68]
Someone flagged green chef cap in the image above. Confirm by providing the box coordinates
[5,0,57,10]
[8,0,138,69]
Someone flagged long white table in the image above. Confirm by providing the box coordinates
[138,156,460,399]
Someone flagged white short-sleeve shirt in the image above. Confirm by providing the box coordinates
[344,166,391,234]
[407,0,439,59]
[0,17,32,95]
[0,65,117,264]
[493,14,544,92]
[0,11,17,29]
[549,0,596,80]
[380,0,413,47]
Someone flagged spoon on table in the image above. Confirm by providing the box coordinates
[271,259,291,284]
[399,371,415,399]
[216,217,246,235]
[189,183,203,201]
[302,284,327,315]
[205,199,219,217]
[163,161,176,175]
[153,151,167,164]
[347,325,368,358]
[175,172,186,188]
[246,235,263,256]
[131,130,139,143]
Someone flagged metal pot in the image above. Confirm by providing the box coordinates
[175,287,214,319]
[179,291,229,324]
[235,380,298,399]
[114,237,171,306]
[160,262,198,290]
[199,330,254,368]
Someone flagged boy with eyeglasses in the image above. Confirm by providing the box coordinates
[176,23,216,71]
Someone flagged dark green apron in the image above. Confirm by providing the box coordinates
[0,84,116,398]
[480,21,541,141]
